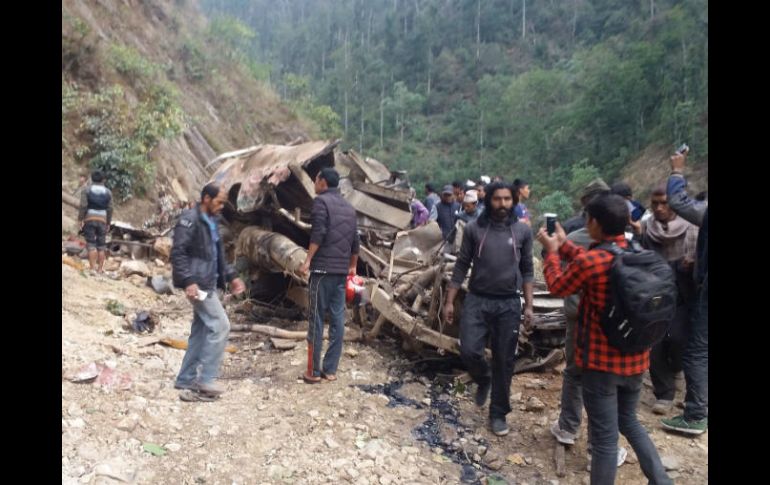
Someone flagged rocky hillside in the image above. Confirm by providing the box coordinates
[62,0,312,229]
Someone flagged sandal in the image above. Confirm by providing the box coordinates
[302,373,322,384]
[321,373,337,382]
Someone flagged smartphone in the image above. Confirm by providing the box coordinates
[544,213,557,236]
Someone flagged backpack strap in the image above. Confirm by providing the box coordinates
[596,241,623,255]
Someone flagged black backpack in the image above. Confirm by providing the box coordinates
[595,242,677,353]
[86,186,111,211]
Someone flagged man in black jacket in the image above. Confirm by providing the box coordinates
[443,182,534,436]
[171,183,245,397]
[432,185,461,240]
[300,168,360,384]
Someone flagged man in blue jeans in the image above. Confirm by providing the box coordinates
[300,168,359,384]
[661,147,708,435]
[172,183,246,398]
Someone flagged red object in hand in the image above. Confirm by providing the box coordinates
[345,275,366,305]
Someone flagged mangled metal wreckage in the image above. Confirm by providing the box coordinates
[210,140,565,373]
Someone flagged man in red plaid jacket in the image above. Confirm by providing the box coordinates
[537,193,672,485]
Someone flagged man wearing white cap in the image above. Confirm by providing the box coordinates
[456,190,482,223]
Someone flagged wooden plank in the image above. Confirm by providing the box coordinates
[352,181,411,205]
[426,262,446,327]
[347,150,391,184]
[533,296,564,310]
[345,189,412,229]
[359,246,387,275]
[366,314,388,340]
[370,287,461,354]
[392,258,424,269]
[288,161,316,199]
[554,443,567,477]
[286,286,308,310]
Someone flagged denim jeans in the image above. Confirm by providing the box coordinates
[582,370,672,485]
[557,313,584,434]
[307,273,346,377]
[175,291,231,387]
[459,293,521,419]
[682,274,708,421]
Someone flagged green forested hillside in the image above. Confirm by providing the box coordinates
[201,0,707,203]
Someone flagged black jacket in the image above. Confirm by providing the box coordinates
[436,201,460,239]
[309,187,359,274]
[171,205,236,290]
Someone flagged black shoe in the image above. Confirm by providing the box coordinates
[475,381,491,407]
[490,417,509,436]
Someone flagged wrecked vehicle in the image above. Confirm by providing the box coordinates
[205,139,566,375]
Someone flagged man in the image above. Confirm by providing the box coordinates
[299,168,359,384]
[451,190,482,254]
[452,180,465,204]
[538,194,672,485]
[78,170,113,274]
[171,183,246,398]
[660,148,708,435]
[443,182,534,436]
[561,178,611,235]
[633,187,698,416]
[455,191,481,224]
[549,178,627,469]
[73,174,89,196]
[512,178,531,226]
[423,183,440,214]
[475,183,487,214]
[611,182,646,222]
[431,185,461,240]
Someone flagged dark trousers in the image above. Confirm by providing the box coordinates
[582,370,672,485]
[650,303,689,400]
[682,275,708,420]
[459,293,521,419]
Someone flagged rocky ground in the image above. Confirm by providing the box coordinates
[62,260,707,485]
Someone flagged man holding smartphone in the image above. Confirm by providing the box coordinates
[660,145,709,435]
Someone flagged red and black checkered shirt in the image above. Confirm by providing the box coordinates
[543,235,649,376]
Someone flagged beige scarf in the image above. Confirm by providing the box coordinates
[643,215,698,262]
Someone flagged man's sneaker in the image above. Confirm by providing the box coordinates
[617,446,627,466]
[475,381,491,407]
[179,389,219,402]
[550,421,576,445]
[661,415,707,435]
[586,447,627,471]
[198,381,226,396]
[652,399,674,415]
[490,417,509,436]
